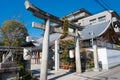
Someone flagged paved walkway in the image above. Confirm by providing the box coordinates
[31,62,120,80]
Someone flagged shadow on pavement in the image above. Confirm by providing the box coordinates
[32,69,55,80]
[97,76,118,80]
[49,71,74,80]
[80,75,101,80]
[32,69,40,74]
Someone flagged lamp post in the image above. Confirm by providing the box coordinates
[89,31,95,47]
[89,31,99,71]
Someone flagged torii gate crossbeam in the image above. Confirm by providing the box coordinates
[25,1,82,30]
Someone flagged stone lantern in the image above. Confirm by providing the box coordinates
[21,37,35,69]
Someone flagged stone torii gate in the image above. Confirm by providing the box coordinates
[25,1,82,80]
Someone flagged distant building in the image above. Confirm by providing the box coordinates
[64,9,120,48]
[65,9,120,70]
[63,8,92,23]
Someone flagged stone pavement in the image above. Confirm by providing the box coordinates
[93,65,120,80]
[31,63,120,80]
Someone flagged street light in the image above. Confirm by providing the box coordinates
[89,31,95,47]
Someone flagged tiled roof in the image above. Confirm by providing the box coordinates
[32,33,61,50]
[80,21,111,40]
[32,21,111,50]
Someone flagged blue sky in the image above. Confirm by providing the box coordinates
[0,0,120,38]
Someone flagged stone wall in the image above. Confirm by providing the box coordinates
[0,62,20,80]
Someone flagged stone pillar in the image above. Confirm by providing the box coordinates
[2,54,5,62]
[93,45,99,71]
[75,29,81,73]
[12,50,14,61]
[12,53,14,61]
[55,39,59,71]
[40,19,50,80]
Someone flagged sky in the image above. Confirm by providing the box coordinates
[0,0,120,38]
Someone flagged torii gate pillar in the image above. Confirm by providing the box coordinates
[55,39,59,71]
[40,19,50,80]
[75,29,81,73]
[93,45,99,71]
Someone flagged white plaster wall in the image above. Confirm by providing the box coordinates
[86,47,120,70]
[77,11,111,26]
[96,48,120,69]
[97,48,108,70]
[106,49,120,68]
[86,48,108,70]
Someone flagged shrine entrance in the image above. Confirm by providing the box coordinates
[25,1,83,80]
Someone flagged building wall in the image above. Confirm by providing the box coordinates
[77,11,112,26]
[98,48,120,70]
[97,48,108,70]
[87,47,120,70]
[67,12,90,21]
[106,49,120,68]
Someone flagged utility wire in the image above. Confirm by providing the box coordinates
[101,0,118,13]
[94,0,114,27]
[94,0,111,13]
[101,0,112,10]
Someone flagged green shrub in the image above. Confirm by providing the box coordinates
[59,40,75,70]
[14,53,33,80]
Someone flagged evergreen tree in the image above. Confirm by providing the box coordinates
[1,20,29,47]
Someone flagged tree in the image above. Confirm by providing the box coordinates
[0,27,3,46]
[1,20,29,47]
[1,20,33,79]
[60,18,70,39]
[63,18,69,36]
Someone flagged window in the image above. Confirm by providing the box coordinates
[67,16,74,20]
[98,16,106,22]
[90,18,96,25]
